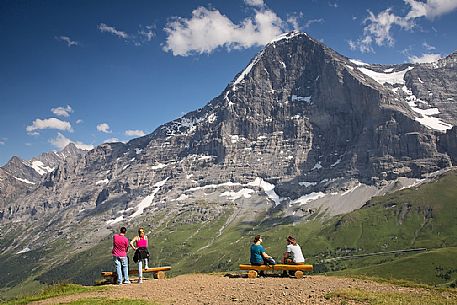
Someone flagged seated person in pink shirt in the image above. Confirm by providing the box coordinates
[112,226,130,284]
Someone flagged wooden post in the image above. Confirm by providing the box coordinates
[294,270,304,279]
[247,270,258,279]
[154,271,166,279]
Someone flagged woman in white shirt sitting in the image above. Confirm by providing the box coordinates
[282,235,305,265]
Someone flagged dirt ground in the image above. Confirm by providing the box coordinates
[31,273,452,305]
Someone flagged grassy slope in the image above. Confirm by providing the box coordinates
[322,170,457,252]
[333,247,457,286]
[0,283,105,305]
[327,286,457,305]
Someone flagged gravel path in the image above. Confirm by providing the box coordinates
[31,273,449,305]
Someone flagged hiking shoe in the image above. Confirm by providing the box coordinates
[123,280,131,284]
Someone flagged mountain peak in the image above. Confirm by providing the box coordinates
[1,155,41,182]
[5,155,23,166]
[268,31,304,44]
[59,143,83,157]
[444,50,457,62]
[229,31,327,90]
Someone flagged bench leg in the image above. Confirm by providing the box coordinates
[108,275,116,284]
[154,271,166,279]
[247,270,257,279]
[294,270,304,279]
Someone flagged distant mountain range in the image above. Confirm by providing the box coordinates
[1,31,456,289]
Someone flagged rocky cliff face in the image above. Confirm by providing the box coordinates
[0,143,85,220]
[1,32,456,277]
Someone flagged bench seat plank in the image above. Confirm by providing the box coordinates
[101,266,171,277]
[239,264,313,271]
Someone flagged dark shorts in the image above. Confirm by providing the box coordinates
[133,247,149,263]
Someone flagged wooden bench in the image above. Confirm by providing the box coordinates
[239,264,313,279]
[101,266,171,283]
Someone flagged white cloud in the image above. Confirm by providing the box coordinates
[49,133,94,150]
[26,118,73,134]
[348,35,374,53]
[163,6,287,56]
[351,0,457,53]
[96,123,112,133]
[75,119,83,124]
[286,12,306,31]
[304,18,324,28]
[409,53,442,63]
[405,0,457,19]
[98,23,129,39]
[125,129,146,137]
[98,23,156,46]
[103,137,120,143]
[55,36,79,47]
[422,41,436,50]
[139,25,155,42]
[287,16,299,30]
[244,0,264,7]
[51,105,73,117]
[0,140,5,145]
[363,8,413,51]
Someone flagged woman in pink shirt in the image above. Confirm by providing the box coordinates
[130,227,150,283]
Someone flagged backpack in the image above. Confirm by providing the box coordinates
[265,257,276,265]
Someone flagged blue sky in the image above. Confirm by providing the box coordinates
[1,0,457,166]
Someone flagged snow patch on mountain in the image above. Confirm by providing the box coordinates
[269,31,302,45]
[106,178,169,225]
[357,66,414,85]
[96,179,109,185]
[130,178,169,219]
[179,178,280,205]
[349,59,369,66]
[151,163,167,170]
[290,192,326,206]
[14,177,35,185]
[248,177,280,206]
[31,160,54,176]
[220,188,255,200]
[16,247,31,254]
[299,181,317,187]
[402,86,453,131]
[207,113,217,124]
[341,182,362,195]
[292,95,312,103]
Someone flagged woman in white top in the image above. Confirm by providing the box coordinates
[282,235,305,264]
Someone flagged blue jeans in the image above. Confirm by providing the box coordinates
[113,256,129,284]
